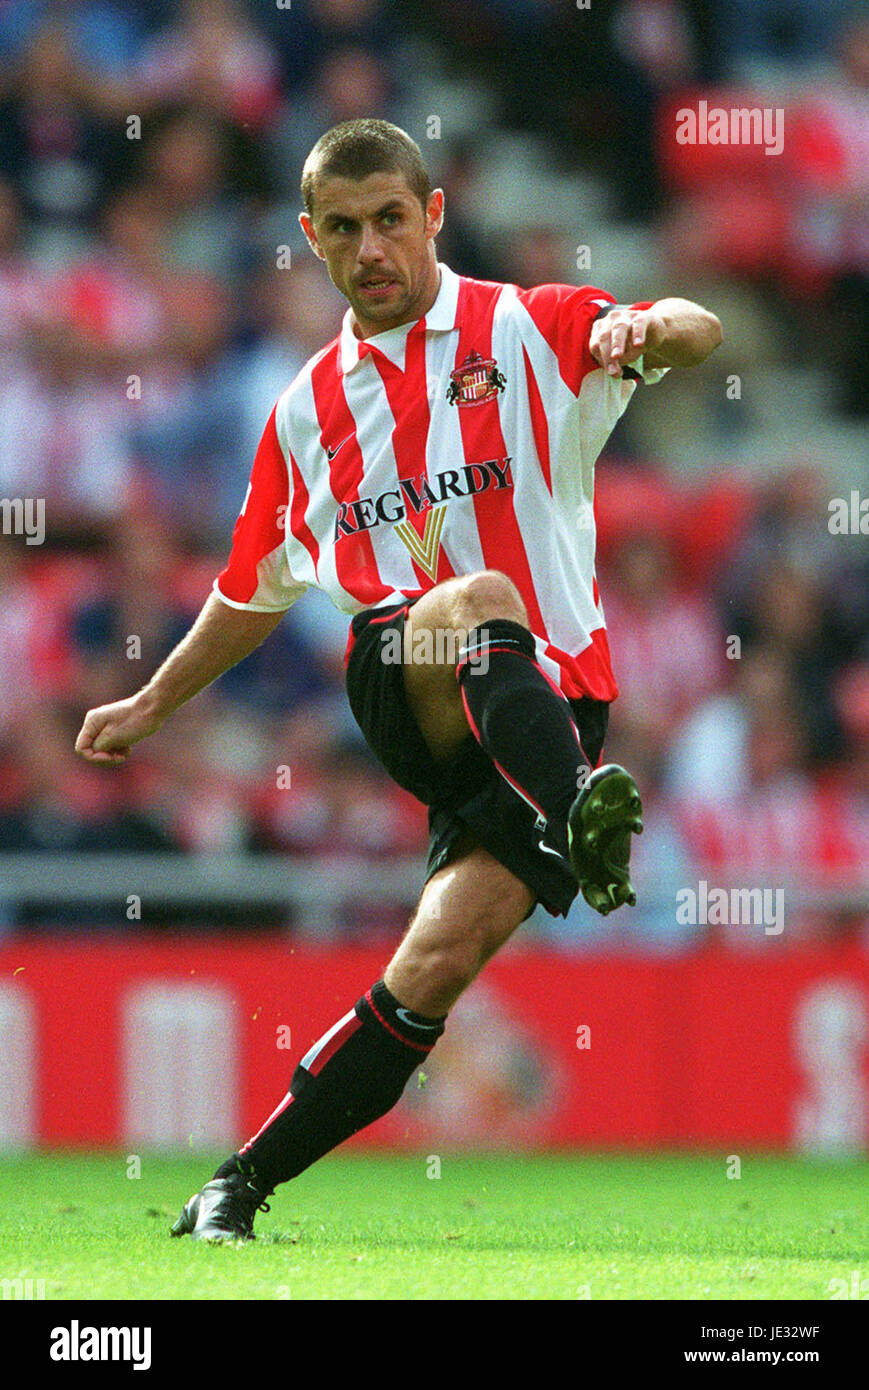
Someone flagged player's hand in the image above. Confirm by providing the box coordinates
[589,306,666,377]
[74,693,165,764]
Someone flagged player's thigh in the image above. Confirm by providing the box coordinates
[402,571,527,759]
[384,840,534,1016]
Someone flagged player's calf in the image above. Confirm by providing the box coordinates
[169,849,529,1242]
[384,844,533,1015]
[170,978,446,1242]
[406,581,644,919]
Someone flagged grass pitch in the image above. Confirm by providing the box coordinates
[0,1150,866,1301]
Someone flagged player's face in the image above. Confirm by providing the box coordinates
[300,171,443,338]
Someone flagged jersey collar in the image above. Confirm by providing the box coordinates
[339,262,459,374]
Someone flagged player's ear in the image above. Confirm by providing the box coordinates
[425,189,444,241]
[299,211,325,261]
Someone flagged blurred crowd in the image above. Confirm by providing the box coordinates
[0,0,867,946]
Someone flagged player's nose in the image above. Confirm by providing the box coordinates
[357,221,385,263]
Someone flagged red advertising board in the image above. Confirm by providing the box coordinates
[1,939,867,1152]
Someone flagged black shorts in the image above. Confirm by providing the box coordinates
[344,600,609,917]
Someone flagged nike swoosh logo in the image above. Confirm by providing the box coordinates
[327,435,353,460]
[538,838,566,862]
[396,1007,442,1031]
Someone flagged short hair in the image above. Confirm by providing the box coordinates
[301,119,431,217]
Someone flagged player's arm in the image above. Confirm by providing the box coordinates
[74,591,286,763]
[590,298,722,376]
[76,400,304,763]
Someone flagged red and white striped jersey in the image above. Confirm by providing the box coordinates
[214,263,668,701]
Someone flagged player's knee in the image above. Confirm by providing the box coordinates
[454,570,527,629]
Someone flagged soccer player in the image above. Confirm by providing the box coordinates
[75,120,722,1241]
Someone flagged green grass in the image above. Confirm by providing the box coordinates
[0,1151,866,1300]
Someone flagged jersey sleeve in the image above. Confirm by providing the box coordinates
[213,405,308,613]
[514,283,618,395]
[515,284,670,391]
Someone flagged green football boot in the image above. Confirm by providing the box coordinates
[567,764,643,916]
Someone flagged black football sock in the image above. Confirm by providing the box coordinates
[456,618,590,844]
[213,979,445,1194]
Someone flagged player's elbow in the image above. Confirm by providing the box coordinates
[650,302,722,369]
[678,309,722,368]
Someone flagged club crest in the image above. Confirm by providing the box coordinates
[447,351,506,407]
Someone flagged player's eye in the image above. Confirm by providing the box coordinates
[381,212,401,227]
